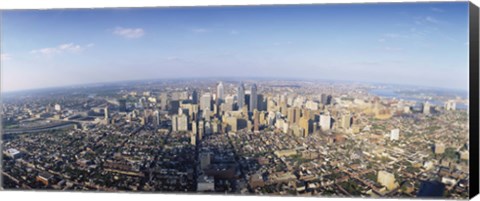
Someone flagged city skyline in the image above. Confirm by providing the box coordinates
[1,2,470,92]
[2,78,471,197]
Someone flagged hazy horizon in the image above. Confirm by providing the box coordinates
[1,76,470,96]
[1,2,470,92]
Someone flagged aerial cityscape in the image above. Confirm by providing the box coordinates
[1,79,471,198]
[0,2,471,199]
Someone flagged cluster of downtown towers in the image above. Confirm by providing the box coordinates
[170,81,333,136]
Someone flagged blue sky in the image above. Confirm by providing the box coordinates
[1,2,470,92]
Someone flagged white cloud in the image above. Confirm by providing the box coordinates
[1,53,12,61]
[415,16,442,25]
[384,33,408,39]
[31,43,93,56]
[384,46,403,51]
[59,43,83,52]
[113,27,145,39]
[192,28,209,33]
[425,16,440,24]
[430,7,444,13]
[229,30,239,35]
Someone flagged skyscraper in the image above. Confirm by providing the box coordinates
[341,113,352,130]
[319,113,331,131]
[249,84,258,113]
[192,121,197,134]
[253,109,260,132]
[321,94,328,105]
[172,114,188,131]
[159,93,168,111]
[423,101,431,115]
[224,95,235,112]
[177,114,188,131]
[294,107,301,124]
[226,117,238,132]
[192,89,199,104]
[217,82,225,103]
[287,107,296,124]
[237,83,245,110]
[200,93,212,112]
[326,95,332,105]
[154,110,160,127]
[198,120,204,140]
[299,116,312,137]
[104,106,109,120]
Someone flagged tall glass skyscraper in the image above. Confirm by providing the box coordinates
[237,83,245,110]
[217,82,225,103]
[249,84,257,112]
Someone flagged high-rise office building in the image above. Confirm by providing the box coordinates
[294,107,301,124]
[237,83,245,110]
[321,94,332,105]
[171,115,177,131]
[341,114,352,130]
[253,109,260,132]
[287,107,296,124]
[327,95,332,105]
[257,94,267,111]
[249,84,258,113]
[305,100,319,111]
[192,89,199,104]
[200,93,212,112]
[321,94,327,105]
[216,82,225,104]
[224,95,235,112]
[172,114,188,131]
[159,93,168,111]
[299,116,311,137]
[245,94,251,111]
[104,106,109,121]
[154,110,160,127]
[226,117,238,132]
[319,114,331,131]
[198,120,204,140]
[259,111,266,125]
[103,106,110,124]
[179,115,187,131]
[280,101,288,116]
[423,101,431,115]
[168,100,180,115]
[192,121,197,134]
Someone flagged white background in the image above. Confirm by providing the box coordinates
[0,0,479,201]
